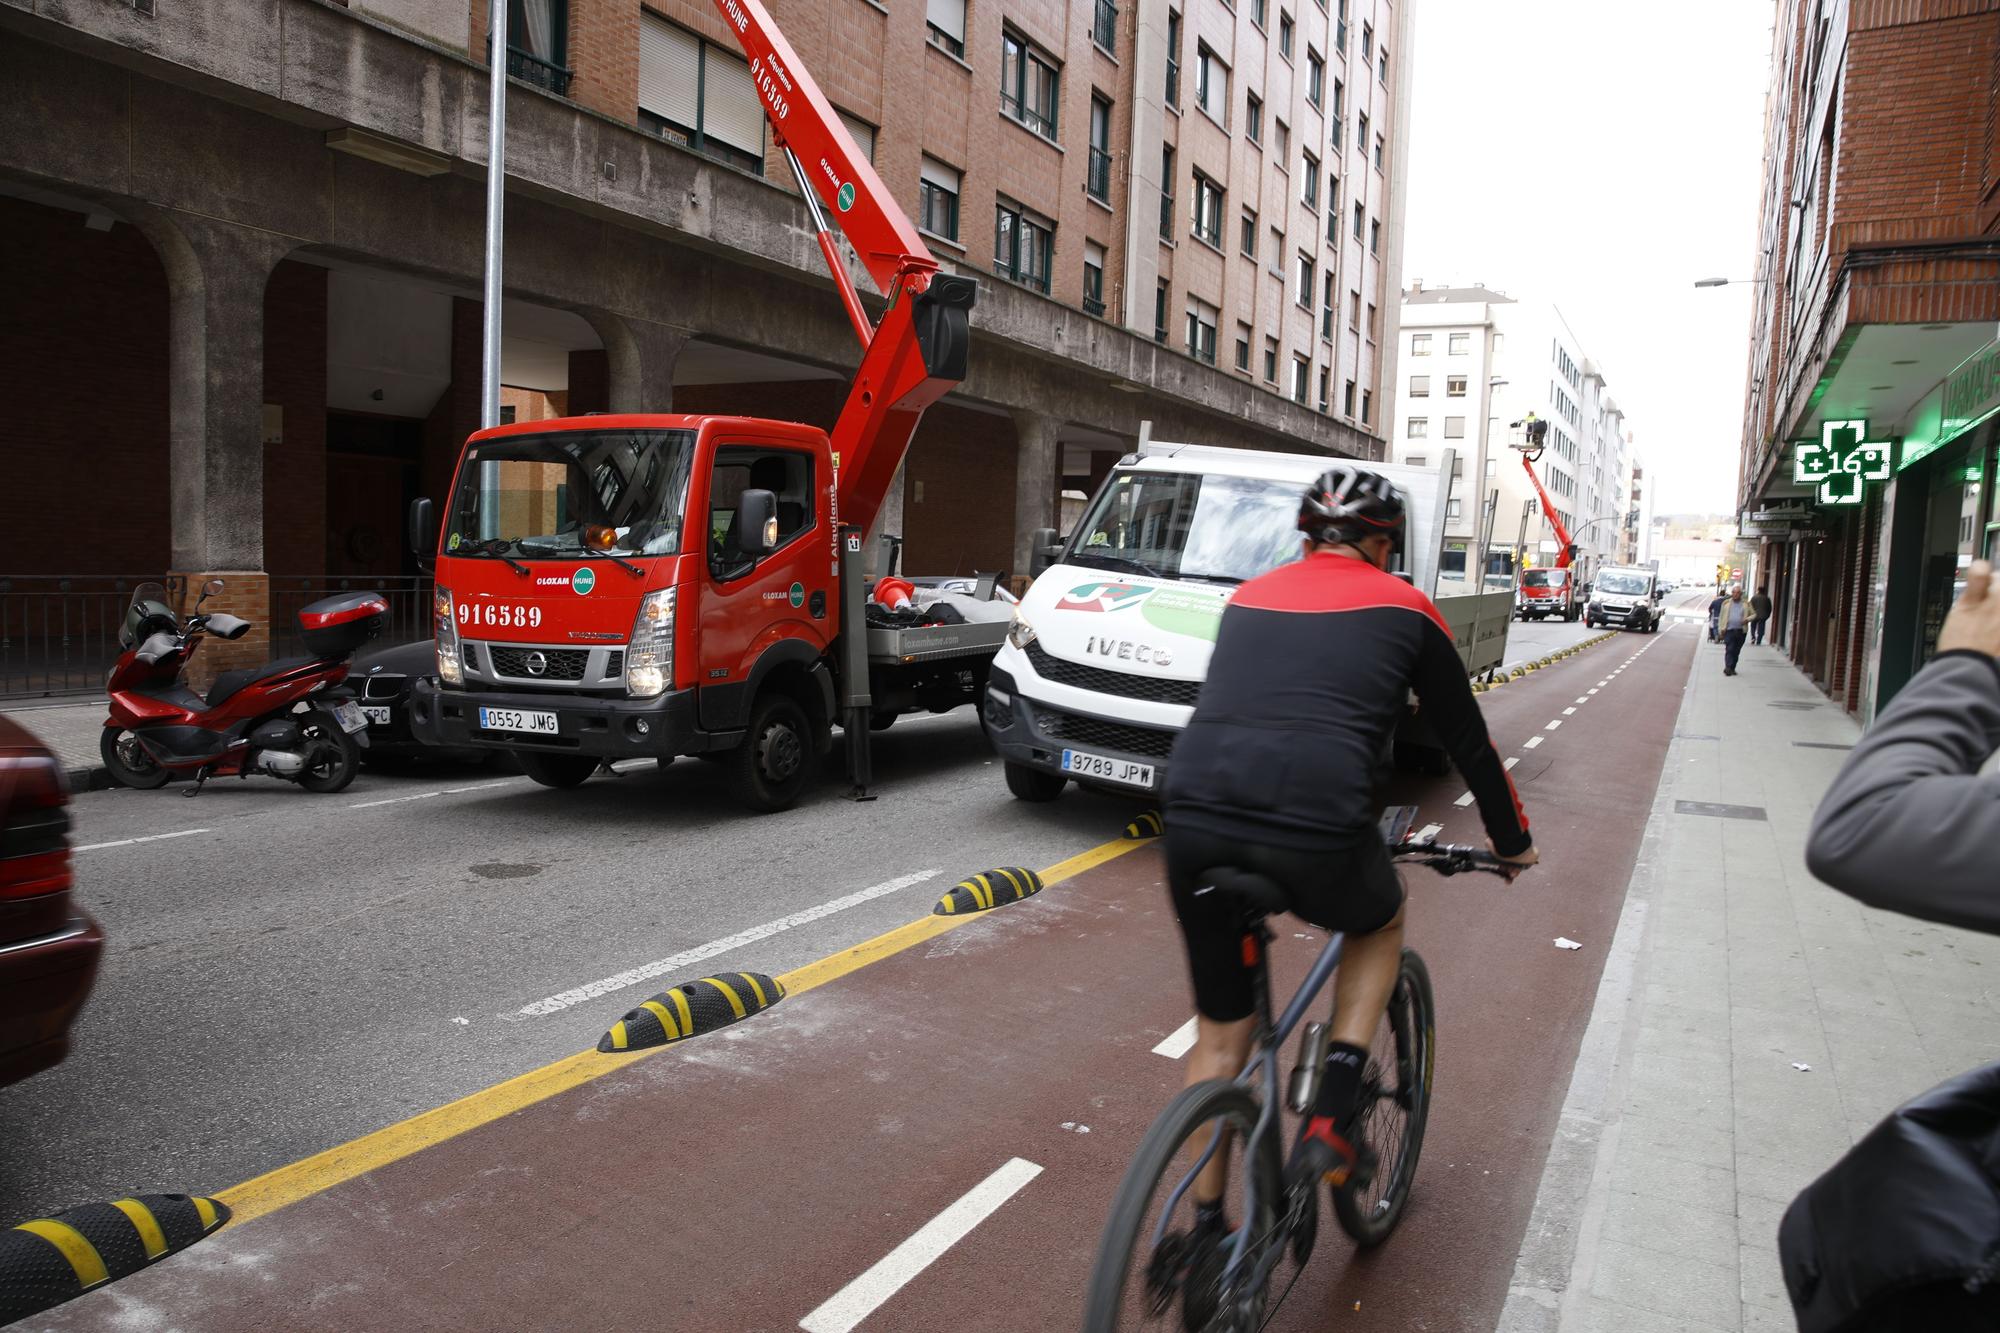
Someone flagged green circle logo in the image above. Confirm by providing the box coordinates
[572,567,596,596]
[837,182,856,212]
[789,582,805,608]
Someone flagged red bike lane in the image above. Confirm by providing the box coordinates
[32,626,1694,1333]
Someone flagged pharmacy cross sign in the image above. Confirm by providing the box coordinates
[1794,419,1894,506]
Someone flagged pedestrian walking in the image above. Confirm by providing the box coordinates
[1749,585,1773,646]
[1707,589,1724,643]
[1717,585,1750,674]
[1780,560,2000,1332]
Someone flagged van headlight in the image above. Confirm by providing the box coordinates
[434,588,462,686]
[626,588,675,698]
[1007,610,1038,651]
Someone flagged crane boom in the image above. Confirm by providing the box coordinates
[712,0,976,538]
[1513,415,1578,569]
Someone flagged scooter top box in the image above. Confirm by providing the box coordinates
[298,593,388,658]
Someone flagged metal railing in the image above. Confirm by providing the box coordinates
[0,576,157,699]
[1088,146,1112,201]
[1083,293,1107,318]
[1159,190,1175,241]
[505,45,573,96]
[270,576,434,657]
[1093,0,1117,49]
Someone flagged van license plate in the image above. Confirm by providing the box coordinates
[1062,748,1156,789]
[480,707,558,735]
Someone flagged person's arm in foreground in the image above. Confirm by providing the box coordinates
[1804,561,2000,931]
[1409,614,1537,870]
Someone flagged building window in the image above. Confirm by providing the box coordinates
[1307,50,1324,107]
[1443,416,1466,438]
[1291,355,1311,404]
[1441,545,1467,576]
[499,0,571,94]
[1366,302,1377,340]
[1196,45,1227,121]
[1332,78,1344,122]
[1321,271,1334,339]
[1191,172,1224,246]
[1361,21,1373,58]
[1165,10,1182,105]
[1492,333,1504,353]
[1379,46,1389,83]
[1083,241,1107,317]
[1253,0,1267,23]
[994,199,1053,293]
[1087,96,1113,201]
[1246,92,1263,144]
[1360,388,1372,423]
[1446,498,1461,519]
[1240,207,1258,256]
[1275,119,1289,158]
[1093,0,1118,51]
[1353,200,1364,239]
[1374,133,1384,170]
[1301,151,1320,209]
[1343,378,1356,416]
[1335,0,1348,49]
[639,16,766,174]
[1356,111,1369,157]
[1349,289,1360,329]
[1001,31,1061,139]
[1446,375,1467,396]
[1411,333,1430,355]
[1449,332,1470,355]
[1235,323,1252,371]
[1186,297,1219,364]
[1409,418,1428,438]
[1326,200,1340,244]
[1296,252,1315,308]
[1278,10,1294,58]
[1264,337,1279,382]
[1317,367,1329,412]
[1268,225,1285,270]
[1408,453,1428,467]
[926,0,965,57]
[838,110,878,162]
[1369,218,1380,254]
[1154,279,1169,342]
[918,157,961,240]
[1160,146,1176,240]
[1410,374,1430,396]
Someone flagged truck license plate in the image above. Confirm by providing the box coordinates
[480,707,558,735]
[361,706,392,727]
[1062,748,1156,789]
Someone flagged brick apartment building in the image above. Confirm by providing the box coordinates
[0,0,1412,690]
[1734,0,2000,719]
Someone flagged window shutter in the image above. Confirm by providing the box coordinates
[837,110,877,163]
[920,157,961,192]
[638,15,700,128]
[701,43,767,157]
[926,0,965,44]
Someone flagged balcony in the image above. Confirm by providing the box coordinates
[1159,192,1174,241]
[1084,294,1107,317]
[1088,147,1112,202]
[1093,0,1118,51]
[505,45,572,96]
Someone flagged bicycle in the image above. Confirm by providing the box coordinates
[1081,810,1519,1332]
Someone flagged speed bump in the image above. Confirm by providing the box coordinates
[598,972,784,1053]
[1,1193,229,1324]
[933,867,1044,915]
[1124,810,1164,839]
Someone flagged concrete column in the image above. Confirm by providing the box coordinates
[1012,410,1062,587]
[580,310,691,413]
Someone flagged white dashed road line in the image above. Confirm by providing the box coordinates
[1414,823,1445,842]
[349,791,443,809]
[74,828,211,854]
[1455,791,1476,807]
[1524,736,1544,749]
[798,1157,1043,1333]
[1152,1018,1199,1059]
[1563,707,1577,716]
[1546,719,1564,730]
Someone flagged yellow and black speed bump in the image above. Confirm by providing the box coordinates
[933,867,1044,916]
[1124,810,1164,840]
[1,1193,228,1324]
[598,972,784,1053]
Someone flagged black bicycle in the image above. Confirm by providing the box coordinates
[1081,813,1518,1332]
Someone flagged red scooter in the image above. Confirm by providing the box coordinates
[101,580,387,796]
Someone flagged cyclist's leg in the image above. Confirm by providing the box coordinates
[1164,824,1260,1204]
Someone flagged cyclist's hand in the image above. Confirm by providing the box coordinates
[1489,841,1539,881]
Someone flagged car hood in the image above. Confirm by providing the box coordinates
[1020,565,1229,677]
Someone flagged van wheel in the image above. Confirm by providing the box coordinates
[729,694,813,812]
[1005,761,1067,802]
[520,753,598,789]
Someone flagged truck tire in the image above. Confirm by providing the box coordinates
[1004,761,1067,802]
[729,693,813,812]
[520,752,598,789]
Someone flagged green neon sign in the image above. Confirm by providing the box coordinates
[1795,419,1893,506]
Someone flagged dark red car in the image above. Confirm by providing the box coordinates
[0,716,102,1085]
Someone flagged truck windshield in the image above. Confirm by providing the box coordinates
[1596,571,1650,595]
[444,429,696,559]
[1067,470,1304,585]
[1522,568,1569,588]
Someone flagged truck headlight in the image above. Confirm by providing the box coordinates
[626,588,675,698]
[1007,610,1038,651]
[434,587,462,686]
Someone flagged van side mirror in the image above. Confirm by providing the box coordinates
[1029,526,1061,577]
[408,497,436,571]
[736,489,779,555]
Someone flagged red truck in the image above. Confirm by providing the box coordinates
[1511,416,1581,622]
[408,0,991,811]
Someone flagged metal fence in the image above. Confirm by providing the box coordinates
[269,575,434,657]
[0,576,157,699]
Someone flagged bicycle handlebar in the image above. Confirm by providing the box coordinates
[1389,841,1524,878]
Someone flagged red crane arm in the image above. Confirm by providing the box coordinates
[1518,452,1579,569]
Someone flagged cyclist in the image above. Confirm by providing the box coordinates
[1163,464,1538,1238]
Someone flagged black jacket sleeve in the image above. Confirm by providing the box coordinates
[1411,621,1532,856]
[1804,651,2000,933]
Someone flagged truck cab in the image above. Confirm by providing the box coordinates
[1515,565,1578,622]
[1586,565,1662,633]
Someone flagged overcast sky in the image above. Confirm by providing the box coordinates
[1399,0,1774,516]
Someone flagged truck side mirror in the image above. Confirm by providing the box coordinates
[1029,526,1061,577]
[408,497,436,571]
[736,489,780,555]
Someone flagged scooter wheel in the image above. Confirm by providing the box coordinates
[297,722,360,794]
[100,728,171,789]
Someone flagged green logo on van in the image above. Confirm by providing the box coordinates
[572,567,596,596]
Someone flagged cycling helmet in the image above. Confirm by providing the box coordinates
[1298,465,1406,546]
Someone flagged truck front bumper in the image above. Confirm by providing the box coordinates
[410,678,707,759]
[982,666,1177,796]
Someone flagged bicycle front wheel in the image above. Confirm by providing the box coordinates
[1334,947,1436,1246]
[1082,1079,1286,1332]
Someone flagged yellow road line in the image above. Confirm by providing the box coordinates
[216,834,1148,1229]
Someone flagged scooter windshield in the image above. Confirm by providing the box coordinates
[444,429,697,560]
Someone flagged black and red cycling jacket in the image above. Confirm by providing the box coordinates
[1165,550,1532,856]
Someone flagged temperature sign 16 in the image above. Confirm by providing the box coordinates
[458,603,543,629]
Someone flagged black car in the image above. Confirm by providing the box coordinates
[353,640,510,768]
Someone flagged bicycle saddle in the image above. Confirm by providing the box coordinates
[1196,867,1291,918]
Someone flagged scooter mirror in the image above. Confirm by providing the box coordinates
[198,578,225,606]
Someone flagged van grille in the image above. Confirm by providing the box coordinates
[1025,642,1204,707]
[1036,708,1179,760]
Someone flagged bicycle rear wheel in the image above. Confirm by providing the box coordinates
[1082,1079,1287,1332]
[1333,947,1436,1246]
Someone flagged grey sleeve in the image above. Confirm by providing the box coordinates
[1804,652,2000,932]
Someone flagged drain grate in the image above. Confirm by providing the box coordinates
[1767,700,1823,710]
[1675,800,1769,821]
[1792,741,1855,751]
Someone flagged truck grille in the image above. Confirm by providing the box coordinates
[1025,642,1204,707]
[1037,708,1179,760]
[489,647,589,681]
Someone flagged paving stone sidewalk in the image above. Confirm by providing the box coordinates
[1500,629,2000,1332]
[1,699,113,789]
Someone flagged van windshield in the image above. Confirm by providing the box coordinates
[1596,570,1651,596]
[1066,470,1306,585]
[444,429,696,559]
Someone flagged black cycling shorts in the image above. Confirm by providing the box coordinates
[1165,823,1405,1022]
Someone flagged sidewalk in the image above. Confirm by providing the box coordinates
[1500,630,2000,1331]
[1,698,111,790]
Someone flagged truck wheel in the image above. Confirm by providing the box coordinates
[870,711,897,732]
[519,753,598,789]
[1004,761,1067,802]
[729,693,813,812]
